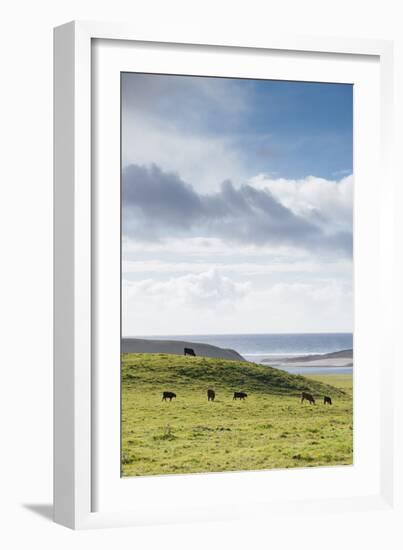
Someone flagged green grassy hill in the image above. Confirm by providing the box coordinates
[122,353,346,397]
[121,353,352,476]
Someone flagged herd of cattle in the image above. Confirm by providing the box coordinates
[162,389,333,405]
[161,390,248,401]
[161,348,334,405]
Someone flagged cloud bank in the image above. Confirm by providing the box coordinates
[249,173,353,234]
[123,163,352,255]
[123,272,352,335]
[124,268,249,308]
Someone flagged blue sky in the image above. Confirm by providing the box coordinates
[242,79,353,179]
[122,74,352,181]
[121,73,353,335]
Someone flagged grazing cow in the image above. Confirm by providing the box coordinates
[184,347,196,357]
[301,391,315,405]
[324,396,332,405]
[162,391,176,402]
[207,388,215,401]
[233,391,248,400]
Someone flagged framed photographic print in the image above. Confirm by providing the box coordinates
[54,21,396,530]
[120,73,355,478]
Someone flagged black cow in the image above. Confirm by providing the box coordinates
[162,391,176,402]
[233,391,248,400]
[324,396,332,405]
[184,347,196,356]
[301,391,315,405]
[207,388,215,401]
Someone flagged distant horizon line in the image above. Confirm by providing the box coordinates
[122,331,353,338]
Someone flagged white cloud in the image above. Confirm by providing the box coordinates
[237,280,353,333]
[123,258,336,277]
[123,241,352,279]
[124,268,250,309]
[123,164,351,254]
[122,274,352,336]
[123,236,309,259]
[248,174,353,234]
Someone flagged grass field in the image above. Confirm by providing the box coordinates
[121,353,353,476]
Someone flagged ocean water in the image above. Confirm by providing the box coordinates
[141,332,353,374]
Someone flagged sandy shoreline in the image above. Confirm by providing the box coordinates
[261,349,353,368]
[275,358,352,368]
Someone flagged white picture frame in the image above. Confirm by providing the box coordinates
[54,20,397,530]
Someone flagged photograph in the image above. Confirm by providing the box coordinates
[120,72,353,477]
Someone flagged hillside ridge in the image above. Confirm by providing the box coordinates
[122,353,345,397]
[122,338,246,361]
